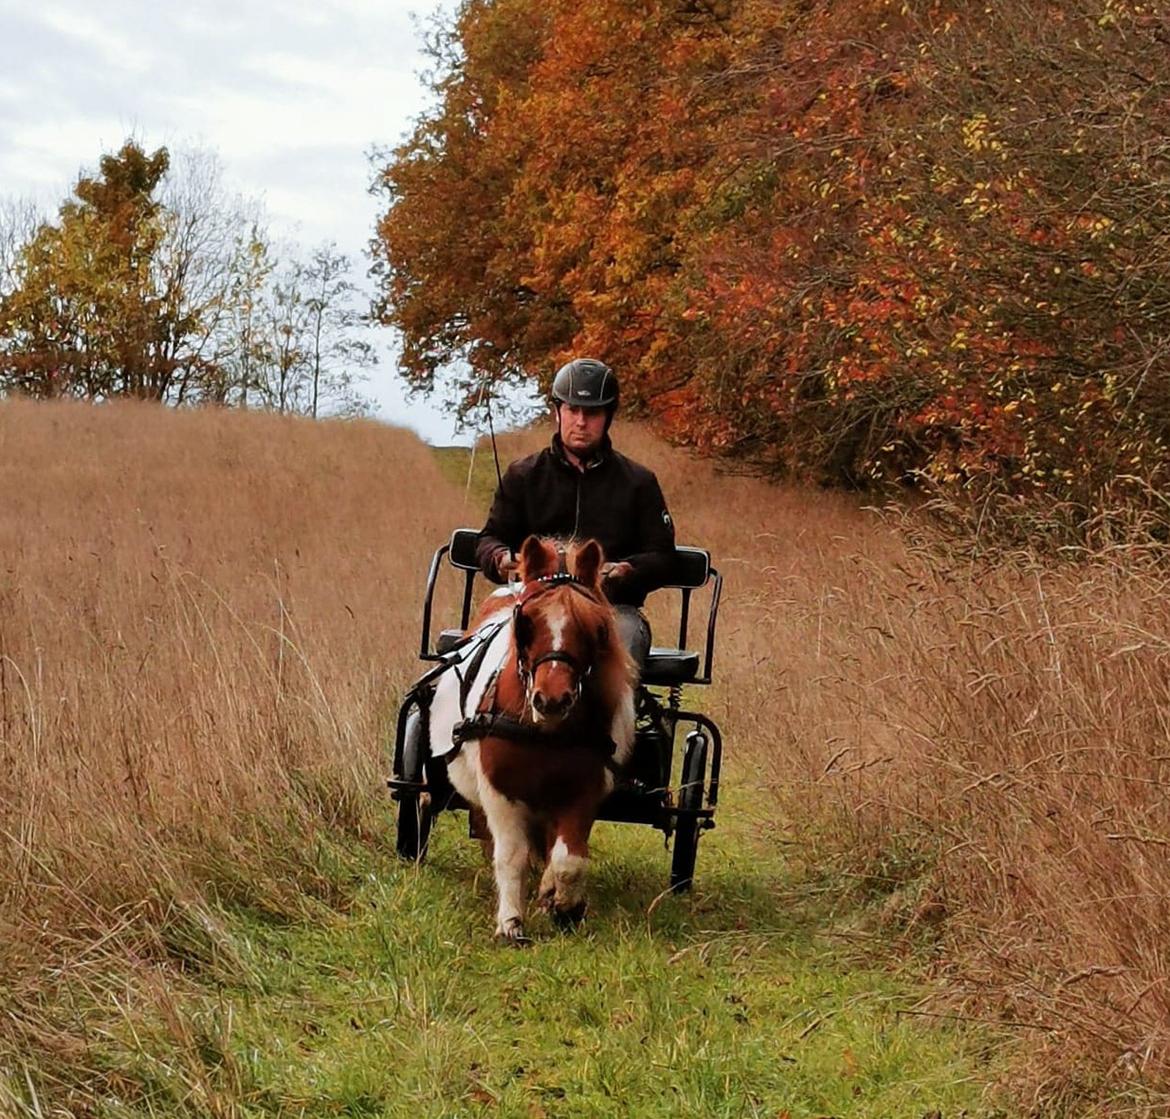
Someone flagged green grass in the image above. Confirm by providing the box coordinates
[60,785,1012,1119]
[432,445,504,513]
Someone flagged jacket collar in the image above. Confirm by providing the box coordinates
[551,432,612,472]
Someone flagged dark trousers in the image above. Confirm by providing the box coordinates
[614,606,651,673]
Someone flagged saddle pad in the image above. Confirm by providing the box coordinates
[428,609,513,758]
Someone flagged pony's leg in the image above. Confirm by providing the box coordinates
[539,812,592,928]
[537,830,557,903]
[480,782,531,943]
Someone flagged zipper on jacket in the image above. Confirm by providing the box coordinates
[572,473,582,539]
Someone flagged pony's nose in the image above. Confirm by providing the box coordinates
[533,689,572,719]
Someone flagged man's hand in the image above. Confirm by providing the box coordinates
[494,550,519,581]
[600,561,633,591]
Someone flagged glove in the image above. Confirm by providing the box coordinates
[494,549,519,581]
[600,561,633,593]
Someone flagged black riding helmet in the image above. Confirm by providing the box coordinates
[551,358,619,411]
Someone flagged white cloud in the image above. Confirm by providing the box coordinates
[2,116,140,200]
[0,0,463,437]
[28,2,156,73]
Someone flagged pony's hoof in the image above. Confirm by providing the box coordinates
[495,918,531,946]
[552,901,587,930]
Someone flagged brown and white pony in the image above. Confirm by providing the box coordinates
[436,535,635,942]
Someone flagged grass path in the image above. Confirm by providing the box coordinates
[66,446,1011,1116]
[103,785,1009,1118]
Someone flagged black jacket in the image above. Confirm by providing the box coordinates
[476,434,675,606]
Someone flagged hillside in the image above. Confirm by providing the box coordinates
[1,401,1167,1115]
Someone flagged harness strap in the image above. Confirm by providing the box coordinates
[530,649,587,673]
[457,622,504,709]
[452,713,624,777]
[401,654,460,706]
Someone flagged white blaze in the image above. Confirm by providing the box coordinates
[547,604,568,651]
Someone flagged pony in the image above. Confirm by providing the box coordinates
[430,535,635,943]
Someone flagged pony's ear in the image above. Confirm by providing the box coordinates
[573,539,603,588]
[519,535,548,580]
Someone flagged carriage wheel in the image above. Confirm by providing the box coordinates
[670,729,708,892]
[395,709,433,861]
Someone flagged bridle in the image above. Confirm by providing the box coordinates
[512,558,604,706]
[447,547,621,769]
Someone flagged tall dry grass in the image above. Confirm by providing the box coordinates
[612,422,1170,1111]
[0,399,469,1094]
[3,404,1168,1112]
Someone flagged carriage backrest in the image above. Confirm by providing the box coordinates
[447,528,481,571]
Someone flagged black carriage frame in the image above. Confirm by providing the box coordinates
[389,529,725,891]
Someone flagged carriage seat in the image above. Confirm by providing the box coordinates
[641,647,701,685]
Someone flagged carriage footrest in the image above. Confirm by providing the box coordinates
[390,772,467,809]
[387,777,426,800]
[388,777,469,817]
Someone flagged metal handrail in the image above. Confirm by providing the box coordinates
[418,543,450,660]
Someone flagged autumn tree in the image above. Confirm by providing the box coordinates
[260,255,312,413]
[245,245,373,417]
[2,140,372,417]
[375,0,1170,532]
[1,142,266,404]
[370,0,556,411]
[303,244,375,419]
[1,142,172,398]
[884,1,1170,521]
[155,148,267,405]
[213,227,274,406]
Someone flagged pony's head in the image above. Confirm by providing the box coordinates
[512,536,610,726]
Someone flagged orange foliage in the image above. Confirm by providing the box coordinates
[374,0,1170,528]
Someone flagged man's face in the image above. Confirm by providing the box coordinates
[557,403,608,458]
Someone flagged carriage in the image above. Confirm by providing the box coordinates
[389,528,724,892]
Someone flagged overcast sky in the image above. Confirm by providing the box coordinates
[0,0,490,443]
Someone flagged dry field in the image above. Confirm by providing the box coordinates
[0,399,470,1095]
[500,423,1170,1111]
[1,401,1168,1113]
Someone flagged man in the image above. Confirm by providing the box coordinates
[475,358,676,669]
